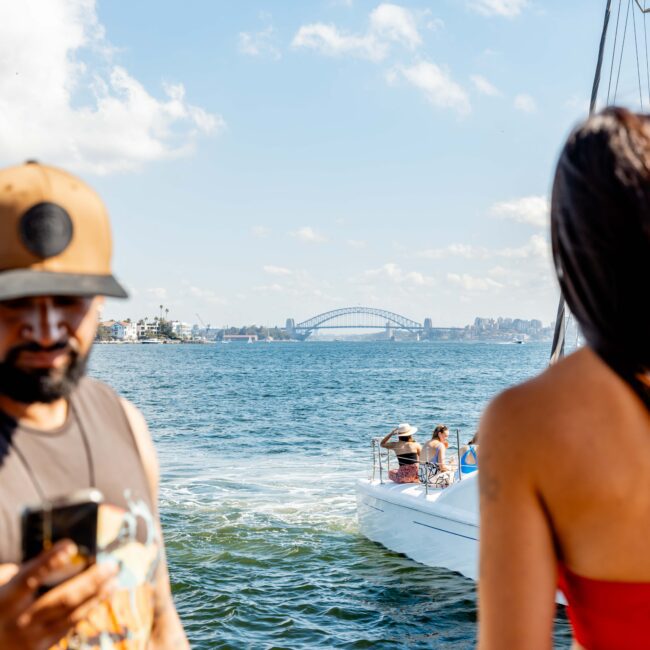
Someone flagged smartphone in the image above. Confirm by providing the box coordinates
[21,488,103,590]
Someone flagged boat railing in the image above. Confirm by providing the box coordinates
[371,429,469,495]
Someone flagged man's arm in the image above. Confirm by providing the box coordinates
[0,541,118,650]
[121,398,190,650]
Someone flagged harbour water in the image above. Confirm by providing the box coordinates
[89,341,572,649]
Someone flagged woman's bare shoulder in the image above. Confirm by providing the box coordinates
[480,348,617,453]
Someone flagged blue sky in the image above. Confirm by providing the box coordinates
[1,1,645,327]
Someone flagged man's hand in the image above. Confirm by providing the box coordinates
[0,540,118,650]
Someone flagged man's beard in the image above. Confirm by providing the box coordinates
[0,341,88,404]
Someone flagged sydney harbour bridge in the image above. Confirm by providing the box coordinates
[285,307,462,341]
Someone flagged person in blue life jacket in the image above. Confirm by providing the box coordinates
[459,432,479,474]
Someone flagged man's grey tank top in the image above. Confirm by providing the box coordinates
[0,377,160,649]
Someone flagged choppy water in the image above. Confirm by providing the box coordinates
[89,341,572,649]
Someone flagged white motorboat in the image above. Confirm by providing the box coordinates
[356,440,479,579]
[356,439,566,606]
[356,471,478,579]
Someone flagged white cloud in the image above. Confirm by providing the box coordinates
[253,283,285,293]
[490,195,549,227]
[263,265,292,276]
[470,74,500,96]
[346,239,367,248]
[416,234,549,263]
[498,234,549,259]
[417,243,488,259]
[361,263,435,287]
[468,0,528,18]
[252,226,271,238]
[447,273,503,291]
[238,26,281,60]
[292,3,422,62]
[388,62,471,116]
[291,227,328,243]
[370,3,422,49]
[0,0,222,174]
[487,266,509,278]
[514,93,537,113]
[424,13,445,31]
[147,288,168,300]
[188,286,227,304]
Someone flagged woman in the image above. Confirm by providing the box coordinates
[480,108,650,649]
[459,432,479,474]
[421,425,455,487]
[380,423,421,484]
[421,425,453,471]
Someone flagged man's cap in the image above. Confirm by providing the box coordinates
[0,161,127,301]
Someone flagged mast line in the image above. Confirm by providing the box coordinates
[550,0,613,364]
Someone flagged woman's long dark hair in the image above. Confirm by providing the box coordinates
[552,107,650,408]
[432,425,448,441]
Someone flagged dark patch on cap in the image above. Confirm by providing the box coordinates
[19,202,73,259]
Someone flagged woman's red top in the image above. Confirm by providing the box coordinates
[558,563,650,649]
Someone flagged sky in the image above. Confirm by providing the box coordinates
[1,0,646,328]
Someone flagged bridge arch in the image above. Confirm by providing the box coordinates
[291,306,424,339]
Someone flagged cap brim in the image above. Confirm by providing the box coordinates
[0,269,128,300]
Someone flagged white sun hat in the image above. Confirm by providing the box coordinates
[395,423,418,437]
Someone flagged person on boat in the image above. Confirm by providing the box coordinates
[380,423,421,484]
[459,432,479,474]
[479,108,650,650]
[421,425,454,470]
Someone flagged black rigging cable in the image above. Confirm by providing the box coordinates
[550,0,613,364]
[644,0,650,105]
[632,0,644,108]
[614,0,632,103]
[608,0,625,104]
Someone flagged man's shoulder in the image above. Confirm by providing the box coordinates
[76,376,120,401]
[75,377,128,417]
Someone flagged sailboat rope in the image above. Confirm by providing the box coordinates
[614,0,631,103]
[607,0,625,103]
[632,0,644,108]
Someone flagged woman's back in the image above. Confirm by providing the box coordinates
[479,347,650,648]
[479,107,650,649]
[516,348,650,579]
[421,440,443,464]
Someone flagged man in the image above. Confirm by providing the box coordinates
[0,161,189,648]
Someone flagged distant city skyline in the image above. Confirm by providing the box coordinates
[2,2,639,326]
[99,308,554,331]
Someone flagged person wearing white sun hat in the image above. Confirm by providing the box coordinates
[380,423,422,483]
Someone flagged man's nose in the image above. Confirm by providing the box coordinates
[29,298,64,346]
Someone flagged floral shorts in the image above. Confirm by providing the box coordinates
[389,464,419,484]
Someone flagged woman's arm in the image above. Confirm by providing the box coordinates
[438,444,451,472]
[478,390,558,650]
[380,429,397,449]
